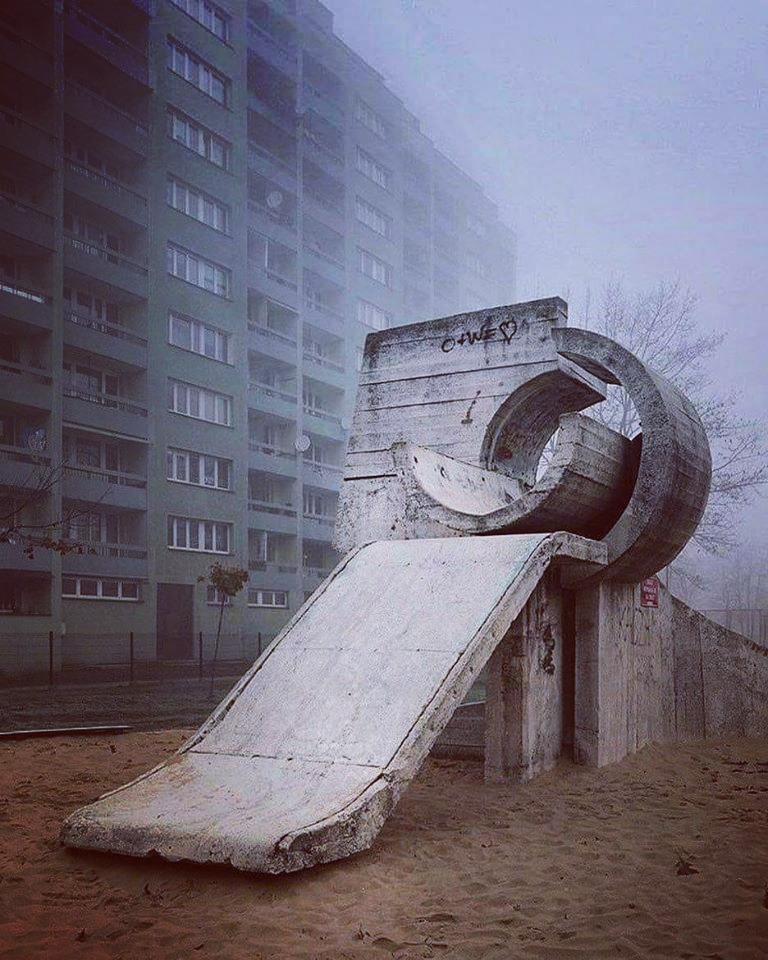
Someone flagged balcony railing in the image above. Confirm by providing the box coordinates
[303,241,345,269]
[303,350,344,372]
[0,279,50,305]
[64,80,148,137]
[65,159,147,207]
[304,295,344,322]
[302,564,332,579]
[247,20,298,64]
[248,322,297,346]
[62,387,148,417]
[302,460,343,476]
[0,357,51,385]
[248,498,296,517]
[303,404,342,425]
[65,2,148,62]
[249,381,297,404]
[0,442,50,466]
[64,234,148,276]
[63,463,146,488]
[303,512,335,527]
[0,190,54,224]
[66,540,147,560]
[248,559,298,573]
[248,441,295,461]
[65,310,147,347]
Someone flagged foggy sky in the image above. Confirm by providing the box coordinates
[329,0,766,426]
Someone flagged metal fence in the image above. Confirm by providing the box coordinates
[0,631,278,687]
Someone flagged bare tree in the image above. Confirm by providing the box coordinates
[580,279,766,554]
[0,459,106,558]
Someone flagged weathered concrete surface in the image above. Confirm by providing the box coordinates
[572,583,768,763]
[335,298,607,553]
[336,300,711,585]
[61,532,606,873]
[435,582,768,766]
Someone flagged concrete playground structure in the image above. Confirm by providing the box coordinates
[61,298,768,873]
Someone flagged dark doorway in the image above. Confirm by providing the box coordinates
[156,583,194,660]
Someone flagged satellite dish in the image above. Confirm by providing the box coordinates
[294,433,311,452]
[266,190,284,210]
[341,416,351,430]
[28,429,47,452]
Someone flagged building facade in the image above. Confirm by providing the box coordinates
[0,0,515,672]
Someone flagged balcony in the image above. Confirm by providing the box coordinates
[248,322,297,364]
[64,81,148,156]
[0,24,54,88]
[302,82,345,127]
[63,310,147,368]
[302,511,336,540]
[248,381,297,419]
[0,443,51,488]
[0,191,55,251]
[248,441,297,478]
[302,350,346,388]
[247,500,297,535]
[301,562,333,582]
[302,459,343,490]
[303,294,345,336]
[0,357,52,408]
[62,541,147,579]
[62,388,148,439]
[64,160,148,226]
[62,463,147,512]
[0,540,53,574]
[302,407,345,441]
[0,110,56,168]
[247,20,298,75]
[63,234,147,298]
[64,4,149,87]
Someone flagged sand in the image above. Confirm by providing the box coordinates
[1,731,767,960]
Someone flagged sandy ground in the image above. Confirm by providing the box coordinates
[1,730,767,960]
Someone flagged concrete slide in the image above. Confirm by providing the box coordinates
[61,531,604,873]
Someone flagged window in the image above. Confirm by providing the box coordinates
[356,147,390,189]
[166,447,232,489]
[355,196,392,238]
[168,311,231,362]
[167,177,229,232]
[356,299,391,330]
[167,515,231,553]
[247,588,288,608]
[303,490,333,517]
[63,213,120,253]
[63,362,119,398]
[63,141,123,181]
[355,98,387,139]
[168,38,229,105]
[62,577,139,601]
[167,243,231,297]
[168,109,230,169]
[63,286,119,325]
[170,0,229,40]
[358,248,393,287]
[168,379,232,425]
[206,586,232,605]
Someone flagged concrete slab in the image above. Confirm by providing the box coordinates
[61,532,606,873]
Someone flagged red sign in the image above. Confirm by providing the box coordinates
[640,576,659,607]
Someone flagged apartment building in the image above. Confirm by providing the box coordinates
[0,0,516,672]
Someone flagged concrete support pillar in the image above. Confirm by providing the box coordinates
[484,571,563,783]
[484,617,527,782]
[572,582,640,767]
